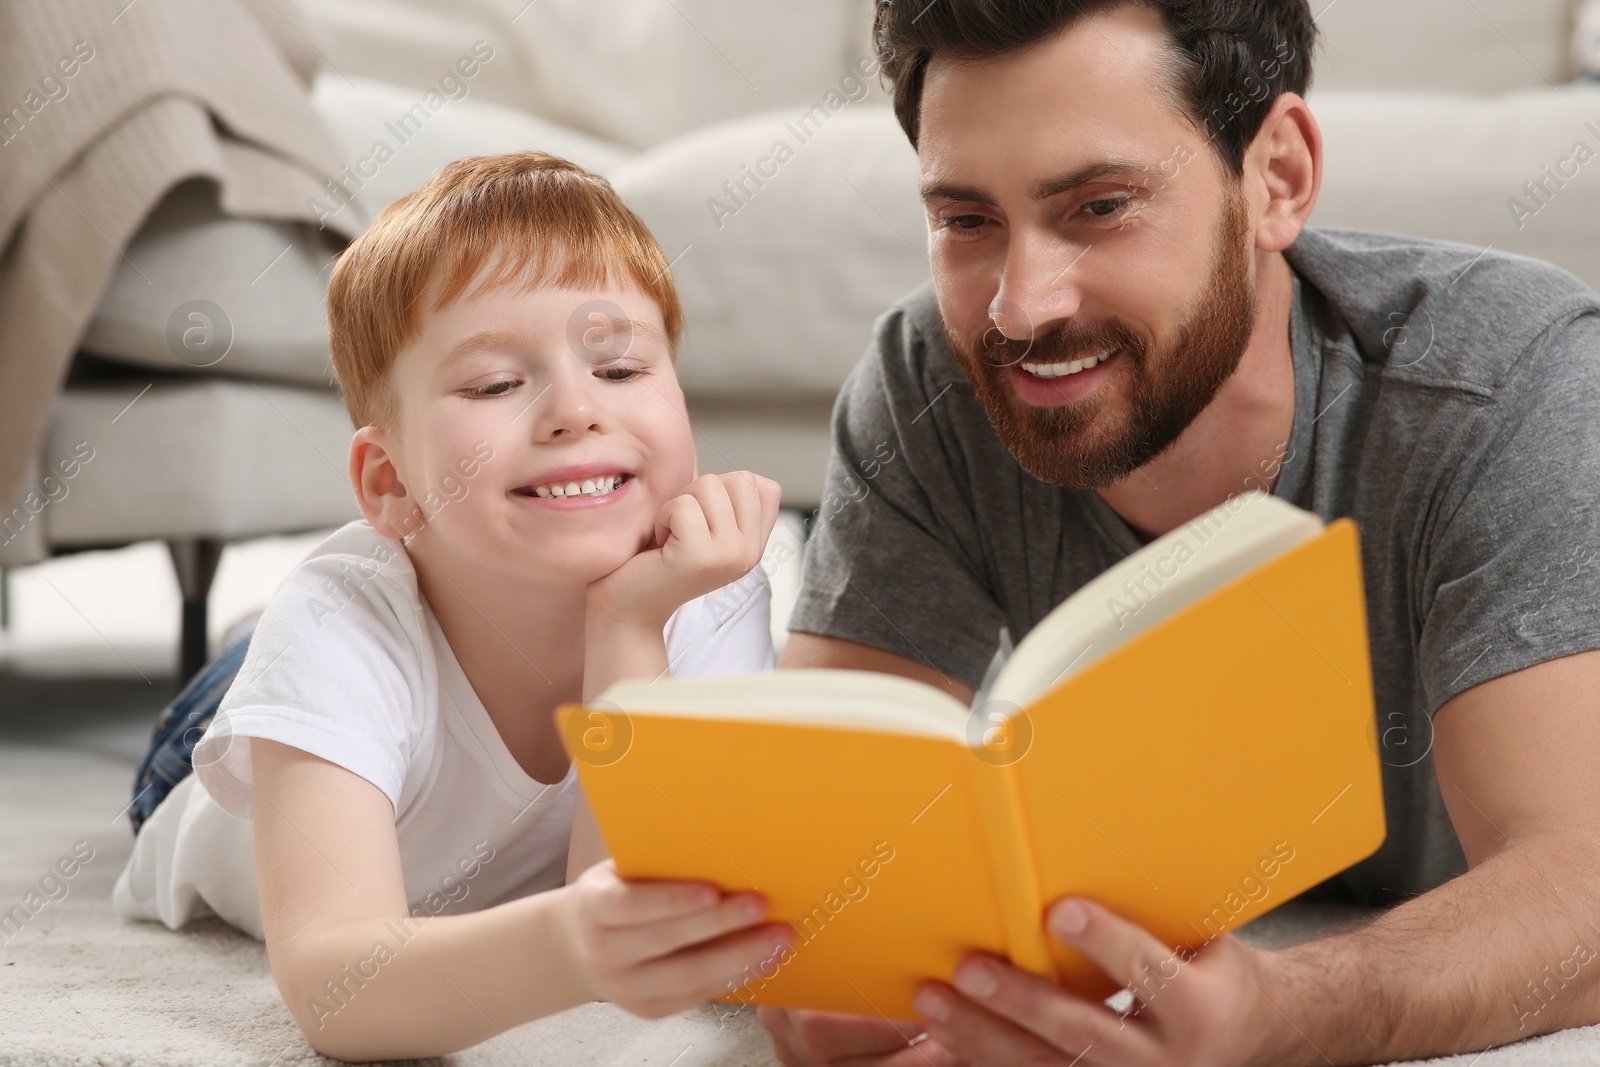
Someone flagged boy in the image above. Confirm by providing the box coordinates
[113,152,792,1060]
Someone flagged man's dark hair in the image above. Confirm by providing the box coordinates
[874,0,1318,177]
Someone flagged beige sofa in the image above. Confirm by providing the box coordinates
[3,0,1597,678]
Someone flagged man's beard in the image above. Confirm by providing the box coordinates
[944,190,1257,490]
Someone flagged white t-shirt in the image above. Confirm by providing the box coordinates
[113,521,774,939]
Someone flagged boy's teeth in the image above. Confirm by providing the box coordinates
[531,475,623,498]
[1021,350,1115,380]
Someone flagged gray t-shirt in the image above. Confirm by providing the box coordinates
[790,226,1600,904]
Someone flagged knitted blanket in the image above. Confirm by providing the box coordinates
[0,0,365,518]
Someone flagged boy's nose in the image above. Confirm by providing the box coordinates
[527,375,604,440]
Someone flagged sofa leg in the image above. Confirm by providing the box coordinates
[167,539,223,687]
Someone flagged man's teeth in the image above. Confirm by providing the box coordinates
[531,475,625,498]
[1020,350,1116,380]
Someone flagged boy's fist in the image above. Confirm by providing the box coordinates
[588,471,782,630]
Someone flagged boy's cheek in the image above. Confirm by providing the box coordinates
[642,419,700,507]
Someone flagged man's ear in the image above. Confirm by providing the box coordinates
[349,426,419,541]
[1243,91,1322,254]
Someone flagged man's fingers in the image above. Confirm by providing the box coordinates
[759,1006,927,1063]
[917,990,1072,1067]
[915,958,1156,1066]
[1045,898,1189,1009]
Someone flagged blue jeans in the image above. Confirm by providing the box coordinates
[127,618,257,835]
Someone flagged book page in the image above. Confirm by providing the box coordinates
[988,492,1322,710]
[599,669,970,738]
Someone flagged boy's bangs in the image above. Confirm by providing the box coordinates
[415,173,678,345]
[430,240,644,317]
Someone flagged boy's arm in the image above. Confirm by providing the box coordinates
[567,471,782,880]
[253,737,586,1059]
[254,738,786,1062]
[567,601,671,878]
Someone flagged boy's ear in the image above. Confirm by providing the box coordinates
[349,426,419,541]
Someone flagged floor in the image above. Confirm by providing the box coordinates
[1,530,1597,1065]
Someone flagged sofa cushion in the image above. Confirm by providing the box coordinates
[1313,0,1576,94]
[34,380,359,549]
[79,180,346,387]
[1579,0,1600,79]
[611,106,928,399]
[285,0,529,114]
[309,73,633,223]
[79,75,632,388]
[1307,86,1600,296]
[294,0,879,149]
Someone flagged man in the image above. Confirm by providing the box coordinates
[761,1,1600,1064]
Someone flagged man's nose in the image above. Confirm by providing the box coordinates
[991,229,1085,339]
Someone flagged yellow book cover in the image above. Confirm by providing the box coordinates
[556,492,1386,1020]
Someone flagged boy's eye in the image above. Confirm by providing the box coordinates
[463,380,516,398]
[596,364,643,382]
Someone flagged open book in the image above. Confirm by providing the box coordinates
[556,491,1386,1019]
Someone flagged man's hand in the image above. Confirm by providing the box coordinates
[760,1007,939,1066]
[758,899,1289,1067]
[557,861,794,1019]
[910,898,1285,1067]
[587,471,782,631]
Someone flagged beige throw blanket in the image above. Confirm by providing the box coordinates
[0,0,365,527]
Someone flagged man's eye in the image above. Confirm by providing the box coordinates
[943,214,987,231]
[464,380,516,398]
[1082,197,1133,219]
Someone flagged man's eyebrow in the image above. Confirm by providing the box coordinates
[920,160,1156,206]
[1032,161,1154,200]
[920,179,1000,208]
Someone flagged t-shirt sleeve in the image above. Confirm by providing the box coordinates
[787,295,1006,690]
[193,544,426,821]
[664,563,775,677]
[1417,310,1600,714]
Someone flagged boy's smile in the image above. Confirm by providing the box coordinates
[514,465,635,507]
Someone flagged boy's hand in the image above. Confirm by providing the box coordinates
[559,861,794,1018]
[588,471,782,631]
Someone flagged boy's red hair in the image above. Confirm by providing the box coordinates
[327,151,684,429]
